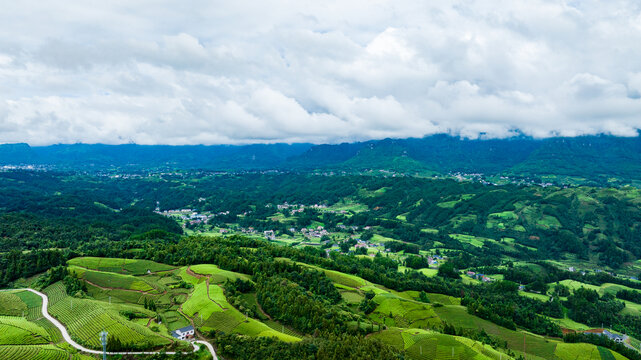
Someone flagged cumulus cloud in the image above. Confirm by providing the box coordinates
[1,0,641,145]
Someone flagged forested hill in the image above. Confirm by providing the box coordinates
[0,143,313,170]
[289,135,641,181]
[2,134,641,183]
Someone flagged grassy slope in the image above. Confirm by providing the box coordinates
[179,266,299,342]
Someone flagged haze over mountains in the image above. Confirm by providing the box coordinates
[2,135,641,183]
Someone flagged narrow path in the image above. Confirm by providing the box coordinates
[205,278,227,310]
[0,288,218,359]
[255,299,272,320]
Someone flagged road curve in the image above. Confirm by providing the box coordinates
[0,288,218,359]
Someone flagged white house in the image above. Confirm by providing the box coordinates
[171,325,195,340]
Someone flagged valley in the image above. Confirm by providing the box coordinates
[1,170,641,359]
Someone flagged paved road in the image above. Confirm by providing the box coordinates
[1,288,218,359]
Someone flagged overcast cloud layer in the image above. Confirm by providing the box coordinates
[1,0,641,145]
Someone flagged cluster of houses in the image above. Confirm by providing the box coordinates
[466,271,494,283]
[568,266,639,281]
[427,255,442,266]
[300,226,330,238]
[260,226,331,240]
[155,208,231,226]
[354,239,385,251]
[273,202,328,215]
[337,224,361,231]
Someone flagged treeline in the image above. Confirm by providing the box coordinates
[616,289,641,303]
[565,288,625,327]
[211,331,402,360]
[255,276,358,335]
[462,280,562,337]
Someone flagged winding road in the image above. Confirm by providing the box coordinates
[1,288,218,359]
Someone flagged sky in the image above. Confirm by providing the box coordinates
[1,0,641,145]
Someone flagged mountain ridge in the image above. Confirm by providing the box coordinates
[2,135,641,183]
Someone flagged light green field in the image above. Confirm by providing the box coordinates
[553,280,637,297]
[371,328,513,360]
[417,268,438,277]
[0,317,50,345]
[449,234,494,248]
[449,214,478,228]
[536,215,562,229]
[0,290,62,345]
[340,290,365,304]
[0,292,29,317]
[189,264,252,284]
[519,291,550,302]
[183,280,299,342]
[434,305,558,360]
[178,267,203,285]
[437,200,459,208]
[182,281,224,320]
[161,310,191,332]
[326,269,368,288]
[69,265,160,293]
[421,228,439,234]
[422,293,461,306]
[0,344,96,360]
[369,293,441,329]
[554,342,628,360]
[325,200,368,213]
[551,316,590,331]
[68,257,175,275]
[359,285,390,295]
[489,211,518,220]
[371,233,402,244]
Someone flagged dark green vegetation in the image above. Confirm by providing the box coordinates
[1,169,641,359]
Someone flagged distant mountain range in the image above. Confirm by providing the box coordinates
[2,135,641,183]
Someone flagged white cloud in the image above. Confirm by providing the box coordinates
[0,0,641,145]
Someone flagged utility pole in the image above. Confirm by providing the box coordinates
[100,331,108,360]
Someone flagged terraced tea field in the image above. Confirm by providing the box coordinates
[189,264,252,284]
[0,345,96,360]
[44,283,172,350]
[68,265,161,294]
[68,257,176,275]
[372,328,511,360]
[0,289,63,347]
[369,293,441,329]
[182,278,299,342]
